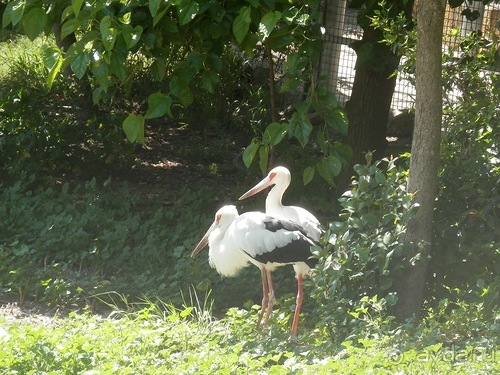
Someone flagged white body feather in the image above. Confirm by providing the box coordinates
[239,166,324,241]
[198,206,314,277]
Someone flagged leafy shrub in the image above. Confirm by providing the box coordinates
[0,35,134,175]
[428,30,499,308]
[311,155,419,343]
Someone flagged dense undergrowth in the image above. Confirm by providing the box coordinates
[0,172,263,311]
[0,295,498,374]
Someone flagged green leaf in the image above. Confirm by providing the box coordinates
[303,166,315,185]
[43,48,63,90]
[110,52,127,81]
[179,1,199,26]
[327,155,342,177]
[325,110,348,135]
[22,8,47,41]
[61,19,79,40]
[92,87,104,104]
[152,58,167,80]
[206,54,222,71]
[295,101,310,115]
[233,6,251,44]
[145,92,172,119]
[180,306,194,318]
[262,122,287,146]
[240,31,259,56]
[169,76,193,106]
[259,145,269,175]
[242,141,260,168]
[72,0,85,17]
[375,170,386,185]
[2,2,13,27]
[70,52,90,79]
[149,0,161,17]
[317,157,338,184]
[100,15,111,31]
[122,114,145,145]
[259,11,281,40]
[201,70,219,93]
[100,16,117,51]
[43,47,61,71]
[288,112,312,147]
[122,25,143,49]
[153,6,170,27]
[47,57,63,90]
[317,160,332,183]
[266,26,296,51]
[187,51,205,73]
[5,0,24,27]
[92,61,109,91]
[316,130,327,154]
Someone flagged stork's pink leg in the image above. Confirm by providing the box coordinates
[291,274,304,336]
[256,267,269,329]
[262,269,275,329]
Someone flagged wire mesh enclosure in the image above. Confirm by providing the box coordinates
[319,1,500,112]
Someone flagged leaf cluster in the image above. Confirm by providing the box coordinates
[0,35,135,174]
[1,1,350,185]
[428,29,499,307]
[310,155,419,343]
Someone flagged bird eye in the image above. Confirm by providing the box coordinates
[216,214,221,224]
[269,172,277,180]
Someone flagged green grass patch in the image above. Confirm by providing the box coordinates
[0,300,498,374]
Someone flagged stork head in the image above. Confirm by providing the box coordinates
[238,166,291,201]
[191,205,238,257]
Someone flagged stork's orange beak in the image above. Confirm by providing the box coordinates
[238,176,273,200]
[191,222,215,257]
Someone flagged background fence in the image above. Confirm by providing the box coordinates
[319,1,500,112]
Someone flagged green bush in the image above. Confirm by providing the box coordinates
[428,31,499,309]
[311,155,419,343]
[0,35,136,175]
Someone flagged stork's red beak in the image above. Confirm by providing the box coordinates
[238,176,273,200]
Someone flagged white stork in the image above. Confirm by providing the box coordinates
[191,205,317,336]
[238,166,324,241]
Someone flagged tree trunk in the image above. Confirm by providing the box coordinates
[345,58,397,164]
[338,1,414,191]
[393,0,445,322]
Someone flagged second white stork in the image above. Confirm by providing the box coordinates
[191,205,317,336]
[238,166,324,241]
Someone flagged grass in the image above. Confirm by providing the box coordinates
[1,299,498,374]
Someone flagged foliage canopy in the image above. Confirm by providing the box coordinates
[1,0,348,183]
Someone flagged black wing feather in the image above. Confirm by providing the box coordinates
[255,217,318,268]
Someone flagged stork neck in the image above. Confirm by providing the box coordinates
[266,182,286,213]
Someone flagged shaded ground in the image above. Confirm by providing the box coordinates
[111,125,250,205]
[0,302,59,326]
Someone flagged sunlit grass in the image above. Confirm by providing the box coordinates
[0,32,51,79]
[0,299,498,374]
